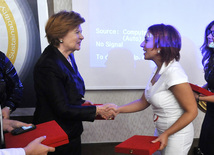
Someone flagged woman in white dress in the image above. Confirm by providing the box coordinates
[115,24,198,155]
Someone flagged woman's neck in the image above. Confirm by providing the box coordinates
[153,59,163,71]
[57,47,73,59]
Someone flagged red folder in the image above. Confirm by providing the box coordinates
[115,135,160,155]
[189,83,214,96]
[4,120,69,148]
[82,103,114,120]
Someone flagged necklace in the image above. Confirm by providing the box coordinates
[67,56,72,67]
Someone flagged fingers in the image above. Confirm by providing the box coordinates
[2,119,16,132]
[96,106,116,120]
[2,114,10,119]
[159,142,167,150]
[24,136,55,155]
[105,110,116,120]
[103,103,118,113]
[96,103,119,120]
[151,137,159,143]
[36,136,47,143]
[151,138,163,150]
[2,107,11,118]
[152,137,167,150]
[12,120,32,129]
[6,126,14,132]
[48,146,56,152]
[34,136,56,152]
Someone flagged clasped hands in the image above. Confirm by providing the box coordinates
[96,103,118,120]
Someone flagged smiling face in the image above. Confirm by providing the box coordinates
[140,31,159,60]
[207,25,214,48]
[60,25,84,53]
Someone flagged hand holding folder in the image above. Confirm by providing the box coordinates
[4,120,69,148]
[189,83,214,112]
[115,135,160,155]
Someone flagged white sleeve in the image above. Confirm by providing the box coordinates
[165,64,188,89]
[0,148,25,155]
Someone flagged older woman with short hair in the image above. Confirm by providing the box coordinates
[33,11,116,155]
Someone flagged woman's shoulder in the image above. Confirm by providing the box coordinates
[38,45,61,62]
[0,51,6,59]
[164,61,188,84]
[166,61,185,73]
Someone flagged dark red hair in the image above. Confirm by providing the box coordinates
[148,24,181,64]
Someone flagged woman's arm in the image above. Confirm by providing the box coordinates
[197,94,214,103]
[153,82,198,150]
[195,83,214,103]
[117,93,150,113]
[2,55,23,119]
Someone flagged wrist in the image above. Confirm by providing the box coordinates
[5,106,12,113]
[96,106,100,116]
[24,147,30,155]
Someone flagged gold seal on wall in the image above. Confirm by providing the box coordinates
[0,0,18,64]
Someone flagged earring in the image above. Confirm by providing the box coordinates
[59,39,63,43]
[157,50,160,54]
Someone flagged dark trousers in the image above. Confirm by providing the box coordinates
[48,136,81,155]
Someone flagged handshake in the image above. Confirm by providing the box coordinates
[95,103,119,120]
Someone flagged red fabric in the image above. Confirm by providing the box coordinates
[115,135,160,155]
[82,103,114,120]
[4,120,69,148]
[189,83,214,96]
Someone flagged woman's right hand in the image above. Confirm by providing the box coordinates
[24,136,55,155]
[96,103,118,120]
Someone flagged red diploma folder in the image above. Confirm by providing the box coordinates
[115,135,160,155]
[82,103,114,120]
[4,120,69,148]
[189,83,214,96]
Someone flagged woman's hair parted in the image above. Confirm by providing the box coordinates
[148,24,181,64]
[45,10,85,47]
[201,20,214,70]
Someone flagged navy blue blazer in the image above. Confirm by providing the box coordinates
[0,51,23,111]
[33,45,96,139]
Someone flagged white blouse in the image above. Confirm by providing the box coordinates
[0,148,25,155]
[145,60,188,120]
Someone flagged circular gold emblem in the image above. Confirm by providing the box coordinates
[0,0,18,64]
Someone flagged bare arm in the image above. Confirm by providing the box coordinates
[195,83,214,103]
[198,95,214,102]
[117,92,150,113]
[153,83,198,150]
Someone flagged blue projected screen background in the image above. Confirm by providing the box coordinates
[72,0,212,90]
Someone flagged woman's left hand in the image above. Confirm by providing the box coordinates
[152,132,168,150]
